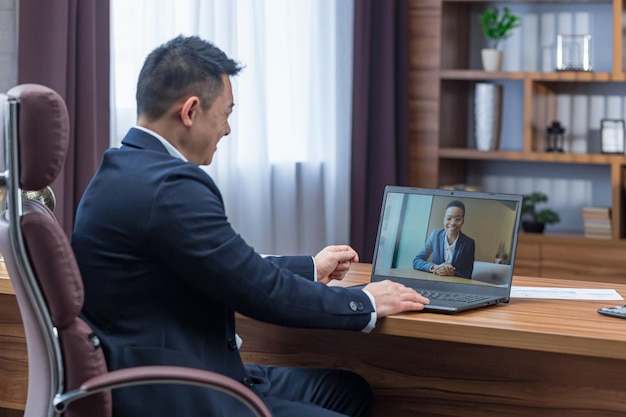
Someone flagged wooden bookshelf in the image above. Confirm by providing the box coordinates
[408,0,626,279]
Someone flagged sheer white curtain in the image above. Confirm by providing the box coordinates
[110,0,354,255]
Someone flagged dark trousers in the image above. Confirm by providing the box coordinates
[246,364,372,417]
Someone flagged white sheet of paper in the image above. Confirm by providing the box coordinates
[510,286,623,300]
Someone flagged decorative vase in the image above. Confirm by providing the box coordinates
[474,83,503,151]
[481,48,503,71]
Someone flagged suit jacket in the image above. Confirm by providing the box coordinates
[72,128,374,417]
[412,229,475,279]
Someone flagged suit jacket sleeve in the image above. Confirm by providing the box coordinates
[413,229,440,272]
[149,166,373,330]
[264,255,315,280]
[452,232,475,279]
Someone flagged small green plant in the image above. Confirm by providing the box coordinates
[522,192,560,225]
[479,6,521,49]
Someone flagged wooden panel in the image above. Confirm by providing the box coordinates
[238,319,626,417]
[0,278,12,295]
[408,0,441,71]
[542,241,626,283]
[409,141,439,188]
[531,81,558,151]
[437,159,468,188]
[0,294,26,411]
[409,71,439,188]
[513,262,540,278]
[513,238,541,277]
[5,259,626,415]
[522,73,534,152]
[439,2,470,69]
[614,163,625,239]
[408,0,441,188]
[408,71,439,132]
[439,80,471,148]
[240,262,626,416]
[328,263,626,359]
[0,408,23,417]
[613,0,624,73]
[515,237,541,260]
[437,147,625,164]
[514,234,626,280]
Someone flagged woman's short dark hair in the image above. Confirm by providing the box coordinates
[136,35,244,120]
[446,200,465,217]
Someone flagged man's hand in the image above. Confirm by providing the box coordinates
[363,280,429,317]
[314,245,359,284]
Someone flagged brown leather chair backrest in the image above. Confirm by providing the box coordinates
[2,84,111,417]
[0,83,271,417]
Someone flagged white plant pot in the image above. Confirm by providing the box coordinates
[481,48,503,72]
[474,83,502,151]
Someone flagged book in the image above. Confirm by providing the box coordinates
[582,206,611,219]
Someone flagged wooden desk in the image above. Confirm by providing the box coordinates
[238,263,626,417]
[3,263,626,416]
[382,266,507,286]
[0,266,26,417]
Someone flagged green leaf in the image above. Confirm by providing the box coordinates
[521,191,560,225]
[479,7,521,49]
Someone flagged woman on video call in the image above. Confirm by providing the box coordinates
[412,200,476,279]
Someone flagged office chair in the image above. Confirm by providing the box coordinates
[0,84,271,417]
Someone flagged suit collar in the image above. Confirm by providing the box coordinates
[119,127,224,203]
[121,127,169,154]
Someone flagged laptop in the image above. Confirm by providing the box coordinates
[369,185,523,314]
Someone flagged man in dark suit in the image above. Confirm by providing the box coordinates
[412,200,476,279]
[72,35,429,417]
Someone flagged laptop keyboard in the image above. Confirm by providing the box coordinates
[418,290,490,304]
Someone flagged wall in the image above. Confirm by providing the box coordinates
[0,0,17,93]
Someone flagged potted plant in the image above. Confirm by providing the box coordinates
[478,6,521,71]
[521,191,560,233]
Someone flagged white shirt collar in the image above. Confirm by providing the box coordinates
[133,125,188,162]
[446,234,459,249]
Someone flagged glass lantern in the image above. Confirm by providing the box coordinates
[546,121,565,152]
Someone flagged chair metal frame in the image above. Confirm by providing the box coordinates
[3,94,66,416]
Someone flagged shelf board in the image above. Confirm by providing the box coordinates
[518,232,626,245]
[438,148,626,165]
[440,70,525,80]
[439,70,625,82]
[441,0,611,3]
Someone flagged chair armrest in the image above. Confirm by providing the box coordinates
[53,365,271,417]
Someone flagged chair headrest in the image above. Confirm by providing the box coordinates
[6,84,70,190]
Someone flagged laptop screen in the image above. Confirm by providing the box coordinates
[371,186,522,292]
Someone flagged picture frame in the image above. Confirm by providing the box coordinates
[600,119,625,154]
[556,34,592,72]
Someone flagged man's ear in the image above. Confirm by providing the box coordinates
[180,96,200,127]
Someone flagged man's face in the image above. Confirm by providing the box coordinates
[443,206,464,236]
[192,74,234,165]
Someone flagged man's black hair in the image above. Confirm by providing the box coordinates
[136,35,244,120]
